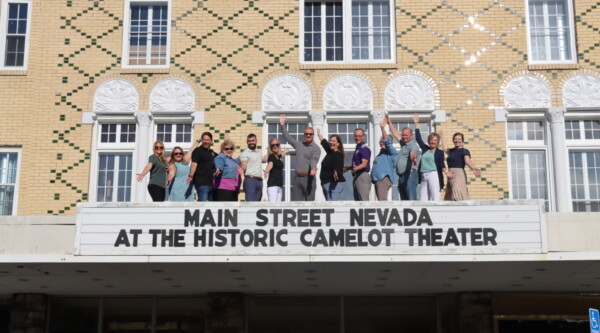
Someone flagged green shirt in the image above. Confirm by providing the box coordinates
[148,154,167,188]
[420,150,437,173]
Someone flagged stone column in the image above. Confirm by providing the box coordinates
[370,110,386,155]
[309,110,326,132]
[458,292,492,333]
[135,111,153,203]
[206,293,245,333]
[547,108,569,212]
[9,294,47,333]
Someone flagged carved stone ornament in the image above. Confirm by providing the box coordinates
[93,79,138,113]
[563,74,600,108]
[371,110,386,125]
[150,79,195,112]
[135,111,153,127]
[324,75,373,110]
[503,75,550,109]
[546,108,565,124]
[262,75,311,111]
[310,110,326,126]
[385,74,435,110]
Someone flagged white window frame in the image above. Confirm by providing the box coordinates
[153,121,194,151]
[90,120,138,203]
[121,0,171,69]
[0,147,21,215]
[300,0,396,65]
[506,118,554,211]
[98,123,137,148]
[0,0,32,70]
[524,0,577,65]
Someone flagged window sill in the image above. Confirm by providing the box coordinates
[120,68,170,74]
[0,70,27,76]
[527,63,579,71]
[299,63,397,70]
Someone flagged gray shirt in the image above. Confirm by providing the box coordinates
[281,125,321,174]
[240,148,263,178]
[396,138,421,175]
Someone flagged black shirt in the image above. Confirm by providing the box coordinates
[267,154,284,187]
[319,139,345,184]
[191,146,217,187]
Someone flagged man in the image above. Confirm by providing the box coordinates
[187,132,217,201]
[279,114,321,201]
[240,133,263,201]
[387,115,420,200]
[350,128,371,201]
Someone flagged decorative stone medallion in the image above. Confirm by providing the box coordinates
[324,75,373,110]
[93,79,138,112]
[563,74,600,108]
[503,75,551,109]
[385,74,435,110]
[150,79,195,112]
[262,75,311,111]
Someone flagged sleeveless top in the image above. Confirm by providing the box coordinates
[167,162,194,202]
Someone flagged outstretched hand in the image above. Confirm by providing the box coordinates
[412,113,420,125]
[279,114,286,125]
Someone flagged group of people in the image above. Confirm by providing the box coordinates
[136,113,481,202]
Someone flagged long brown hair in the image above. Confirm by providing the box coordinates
[169,146,184,163]
[153,140,168,165]
[330,134,346,158]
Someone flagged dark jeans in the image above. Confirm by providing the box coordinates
[148,184,165,202]
[215,189,238,202]
[243,177,263,201]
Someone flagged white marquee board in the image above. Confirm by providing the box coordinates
[74,201,546,256]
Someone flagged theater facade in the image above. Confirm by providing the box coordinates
[1,0,600,332]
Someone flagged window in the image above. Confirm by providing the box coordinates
[507,120,551,211]
[94,123,136,202]
[123,1,170,67]
[565,120,600,212]
[0,148,20,215]
[0,0,31,69]
[526,0,576,64]
[301,0,395,64]
[156,123,192,145]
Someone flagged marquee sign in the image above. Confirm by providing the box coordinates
[74,201,546,256]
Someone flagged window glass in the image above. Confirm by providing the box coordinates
[0,152,18,215]
[248,297,340,333]
[527,0,573,63]
[103,298,153,333]
[97,153,133,202]
[268,123,307,145]
[4,3,28,67]
[128,4,168,66]
[511,150,549,211]
[569,151,600,212]
[48,298,99,333]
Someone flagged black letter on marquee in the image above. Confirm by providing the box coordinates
[130,229,142,247]
[114,229,130,247]
[256,209,268,227]
[350,209,363,226]
[185,209,199,227]
[483,228,498,246]
[403,209,417,226]
[417,208,433,226]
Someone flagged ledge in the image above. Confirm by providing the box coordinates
[120,68,170,74]
[0,70,27,76]
[299,63,398,70]
[527,64,579,71]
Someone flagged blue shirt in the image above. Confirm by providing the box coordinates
[214,153,241,179]
[371,137,397,183]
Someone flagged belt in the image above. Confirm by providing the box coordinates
[296,173,308,177]
[398,169,417,176]
[245,175,263,181]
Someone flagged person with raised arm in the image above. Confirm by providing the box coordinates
[187,132,217,201]
[279,114,321,201]
[166,141,199,201]
[317,128,346,201]
[387,116,420,200]
[412,113,447,201]
[136,140,169,202]
[263,138,287,202]
[371,115,397,201]
[440,130,481,200]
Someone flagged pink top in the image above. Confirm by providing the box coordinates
[214,176,240,191]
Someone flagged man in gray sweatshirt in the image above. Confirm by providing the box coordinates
[280,114,322,201]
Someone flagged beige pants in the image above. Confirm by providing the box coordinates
[374,176,392,201]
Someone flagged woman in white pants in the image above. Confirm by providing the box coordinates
[263,138,287,201]
[413,114,447,201]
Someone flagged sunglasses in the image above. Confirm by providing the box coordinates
[173,152,184,156]
[304,132,314,136]
[223,147,234,151]
[154,146,164,150]
[270,143,280,147]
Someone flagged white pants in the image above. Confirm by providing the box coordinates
[267,186,283,202]
[420,171,441,201]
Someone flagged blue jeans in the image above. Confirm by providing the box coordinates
[243,177,263,202]
[397,171,418,200]
[322,182,344,201]
[196,185,213,202]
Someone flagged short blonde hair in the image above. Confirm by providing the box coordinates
[220,139,235,153]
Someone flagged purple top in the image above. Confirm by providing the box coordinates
[353,142,371,173]
[447,148,471,168]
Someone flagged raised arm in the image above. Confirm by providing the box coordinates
[386,114,401,141]
[439,129,450,154]
[380,116,389,140]
[279,114,299,148]
[183,140,200,164]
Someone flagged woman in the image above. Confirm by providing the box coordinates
[317,128,345,201]
[166,141,199,202]
[263,138,287,202]
[413,114,447,201]
[136,140,168,202]
[213,140,242,202]
[440,131,481,200]
[371,115,397,200]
